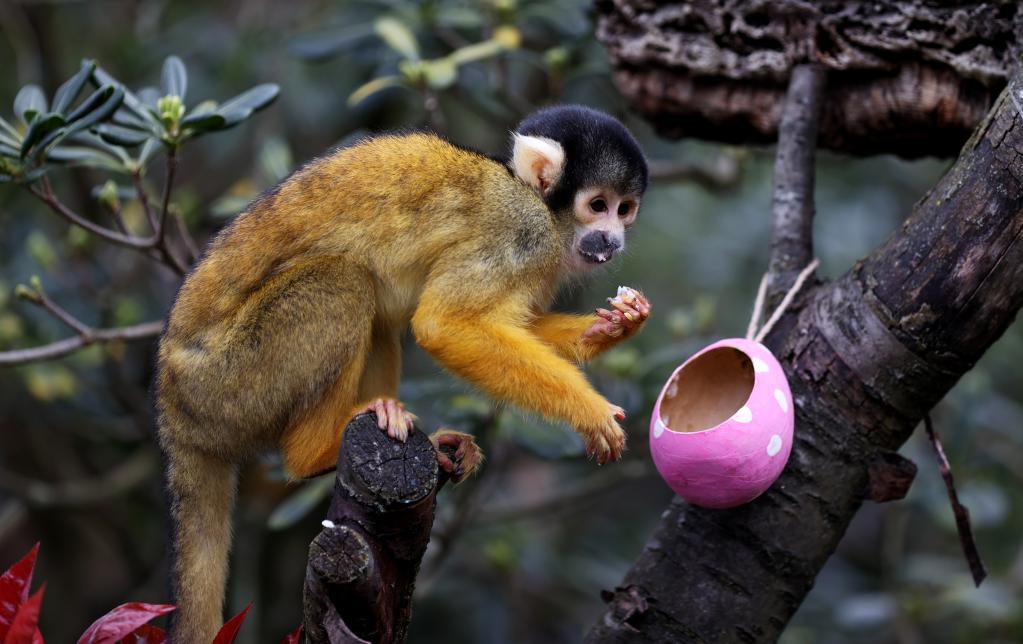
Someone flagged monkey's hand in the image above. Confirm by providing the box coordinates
[584,286,650,343]
[583,404,627,465]
[430,429,484,483]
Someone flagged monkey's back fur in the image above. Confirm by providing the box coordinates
[156,133,572,641]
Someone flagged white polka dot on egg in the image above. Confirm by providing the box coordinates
[767,434,783,456]
[654,418,665,438]
[751,357,769,373]
[774,389,788,413]
[732,406,753,423]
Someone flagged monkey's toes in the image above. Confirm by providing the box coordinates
[363,398,416,442]
[431,429,483,483]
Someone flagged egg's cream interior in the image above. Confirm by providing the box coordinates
[660,347,755,433]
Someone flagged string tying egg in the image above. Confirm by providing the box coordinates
[649,259,819,508]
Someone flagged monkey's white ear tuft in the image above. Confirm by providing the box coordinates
[511,134,564,196]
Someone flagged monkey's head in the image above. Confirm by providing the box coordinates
[510,105,648,274]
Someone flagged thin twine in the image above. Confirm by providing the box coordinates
[746,259,820,342]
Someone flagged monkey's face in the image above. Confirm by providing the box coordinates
[563,185,640,273]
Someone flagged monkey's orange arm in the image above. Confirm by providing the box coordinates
[413,297,613,433]
[529,313,609,363]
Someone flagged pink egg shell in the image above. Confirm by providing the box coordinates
[649,338,794,509]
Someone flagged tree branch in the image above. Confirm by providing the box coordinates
[0,319,164,366]
[766,63,825,307]
[585,67,1023,644]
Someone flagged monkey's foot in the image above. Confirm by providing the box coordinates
[583,406,627,465]
[359,398,417,442]
[585,286,651,341]
[430,429,483,484]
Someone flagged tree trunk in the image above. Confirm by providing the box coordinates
[585,53,1023,644]
[595,0,1022,157]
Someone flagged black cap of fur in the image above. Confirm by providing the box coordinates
[514,105,648,213]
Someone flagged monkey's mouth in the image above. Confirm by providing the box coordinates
[579,249,615,264]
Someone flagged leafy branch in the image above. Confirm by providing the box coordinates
[0,55,280,367]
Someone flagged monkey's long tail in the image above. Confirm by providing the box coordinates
[164,439,238,643]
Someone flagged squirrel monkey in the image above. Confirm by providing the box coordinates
[156,105,650,641]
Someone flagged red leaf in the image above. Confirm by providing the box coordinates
[281,624,303,644]
[4,584,45,644]
[0,544,40,640]
[119,624,166,644]
[211,603,252,644]
[77,603,175,644]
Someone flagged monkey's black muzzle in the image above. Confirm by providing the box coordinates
[578,231,622,264]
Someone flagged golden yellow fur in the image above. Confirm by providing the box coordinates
[156,133,638,641]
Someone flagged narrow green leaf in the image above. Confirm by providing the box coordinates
[0,115,20,141]
[0,129,19,149]
[374,16,420,61]
[137,87,161,109]
[52,60,97,114]
[216,84,280,116]
[348,75,402,106]
[0,142,19,158]
[160,55,188,101]
[46,145,123,170]
[65,85,114,122]
[181,112,227,134]
[423,58,458,90]
[137,137,161,165]
[65,86,125,135]
[67,131,133,165]
[20,114,66,158]
[91,64,160,128]
[95,122,149,147]
[14,85,47,124]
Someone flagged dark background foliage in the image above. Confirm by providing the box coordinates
[0,1,1020,642]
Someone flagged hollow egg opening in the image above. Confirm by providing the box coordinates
[659,347,755,433]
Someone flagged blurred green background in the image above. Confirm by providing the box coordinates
[0,1,1020,642]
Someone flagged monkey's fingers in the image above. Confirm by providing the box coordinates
[610,404,626,421]
[430,430,483,483]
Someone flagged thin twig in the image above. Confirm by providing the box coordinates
[30,178,155,249]
[0,319,164,366]
[767,63,826,307]
[29,288,92,336]
[923,415,988,587]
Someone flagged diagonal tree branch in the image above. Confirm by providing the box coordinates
[0,319,164,366]
[586,67,1023,644]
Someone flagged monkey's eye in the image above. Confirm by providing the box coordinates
[590,198,608,213]
[618,202,633,217]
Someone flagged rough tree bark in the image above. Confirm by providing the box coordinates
[586,3,1023,642]
[303,413,452,644]
[596,0,1023,157]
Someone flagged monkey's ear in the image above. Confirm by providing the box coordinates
[511,134,564,196]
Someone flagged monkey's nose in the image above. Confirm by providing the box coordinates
[579,231,622,264]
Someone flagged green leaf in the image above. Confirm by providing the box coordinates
[374,16,419,61]
[14,85,47,124]
[65,86,125,137]
[0,115,20,141]
[0,142,19,158]
[46,145,123,170]
[160,55,188,101]
[65,84,114,122]
[267,476,334,530]
[216,84,280,117]
[288,23,376,62]
[423,58,458,90]
[66,131,132,165]
[137,137,161,165]
[52,60,97,114]
[91,65,160,128]
[180,111,227,133]
[348,75,403,106]
[95,123,149,147]
[20,113,66,158]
